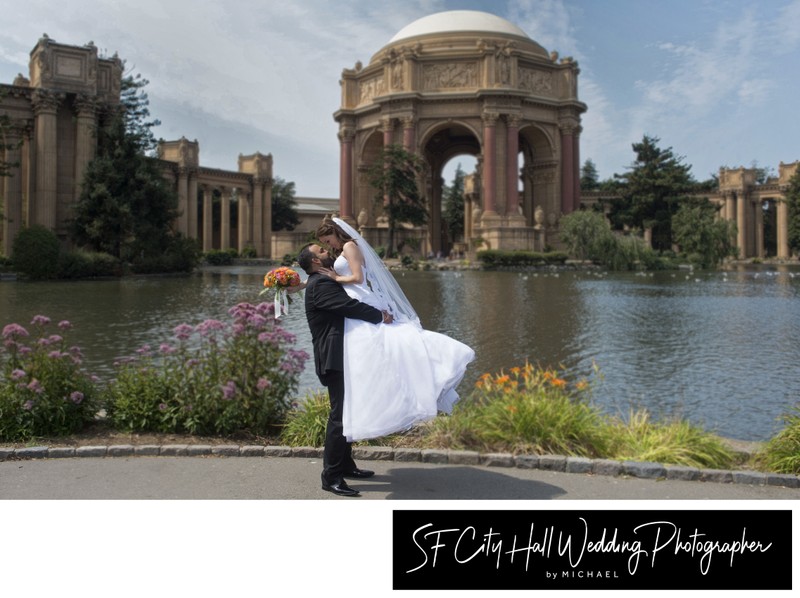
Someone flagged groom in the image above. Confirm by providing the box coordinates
[297,243,393,497]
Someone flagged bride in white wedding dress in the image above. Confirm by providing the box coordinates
[315,217,475,442]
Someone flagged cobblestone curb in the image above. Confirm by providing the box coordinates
[2,444,798,489]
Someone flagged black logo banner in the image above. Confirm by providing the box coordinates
[393,509,791,590]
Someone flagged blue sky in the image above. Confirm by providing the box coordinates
[1,0,798,197]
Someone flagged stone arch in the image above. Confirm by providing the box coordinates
[519,123,559,228]
[419,121,482,254]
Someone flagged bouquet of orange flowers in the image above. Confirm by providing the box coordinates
[260,266,303,318]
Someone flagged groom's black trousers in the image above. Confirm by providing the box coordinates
[320,370,356,486]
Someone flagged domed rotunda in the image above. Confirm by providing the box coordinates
[334,10,586,254]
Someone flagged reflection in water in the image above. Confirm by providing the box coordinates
[2,265,798,442]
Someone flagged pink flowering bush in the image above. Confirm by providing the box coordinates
[105,302,308,435]
[0,316,99,441]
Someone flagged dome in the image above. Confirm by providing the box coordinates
[389,10,531,43]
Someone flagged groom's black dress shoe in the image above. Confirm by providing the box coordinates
[343,468,375,479]
[321,481,360,497]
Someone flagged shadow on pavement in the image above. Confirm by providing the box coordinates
[352,466,566,500]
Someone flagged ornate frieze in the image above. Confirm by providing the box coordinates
[358,76,385,106]
[519,67,552,95]
[423,62,478,90]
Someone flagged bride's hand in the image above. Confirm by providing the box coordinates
[318,267,338,281]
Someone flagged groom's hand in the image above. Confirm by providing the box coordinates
[381,311,394,324]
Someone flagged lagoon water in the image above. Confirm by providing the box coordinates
[2,263,798,442]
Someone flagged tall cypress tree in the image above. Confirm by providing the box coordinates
[367,144,427,257]
[71,73,178,261]
[442,163,466,243]
[611,135,695,251]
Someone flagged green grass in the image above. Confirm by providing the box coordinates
[753,406,800,475]
[281,365,740,472]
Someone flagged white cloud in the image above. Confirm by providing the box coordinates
[2,0,798,192]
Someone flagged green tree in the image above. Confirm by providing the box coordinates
[70,73,178,261]
[559,209,615,261]
[672,199,738,268]
[1,89,21,178]
[1,89,21,224]
[270,176,300,231]
[580,159,599,190]
[610,135,696,250]
[786,166,800,255]
[367,144,428,257]
[442,163,466,243]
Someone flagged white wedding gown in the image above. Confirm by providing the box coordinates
[336,254,475,441]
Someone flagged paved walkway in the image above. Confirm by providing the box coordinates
[1,445,797,500]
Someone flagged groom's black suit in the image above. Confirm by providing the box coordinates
[304,272,383,487]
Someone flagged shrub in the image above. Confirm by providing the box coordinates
[12,225,61,280]
[58,250,120,279]
[279,390,330,446]
[203,248,237,266]
[477,250,569,268]
[755,406,800,474]
[132,235,200,273]
[0,316,100,441]
[604,410,736,469]
[423,364,609,456]
[240,245,257,259]
[105,302,308,435]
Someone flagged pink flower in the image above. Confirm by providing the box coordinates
[196,319,225,336]
[173,323,194,341]
[23,400,34,411]
[10,369,26,381]
[256,377,271,391]
[69,391,84,404]
[58,320,72,330]
[221,380,237,400]
[27,379,43,394]
[31,315,50,326]
[2,323,29,339]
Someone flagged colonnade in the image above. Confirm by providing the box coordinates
[159,141,273,257]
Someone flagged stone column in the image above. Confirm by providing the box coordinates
[725,193,735,224]
[31,90,60,229]
[573,125,582,211]
[338,128,354,220]
[2,126,23,256]
[380,118,394,210]
[187,173,198,240]
[176,168,189,236]
[252,178,264,256]
[238,189,250,251]
[202,185,213,252]
[73,94,96,203]
[402,116,415,151]
[220,186,230,250]
[736,191,747,259]
[560,123,575,217]
[754,199,764,258]
[262,177,273,258]
[776,199,789,259]
[505,115,521,220]
[381,117,394,147]
[481,112,498,219]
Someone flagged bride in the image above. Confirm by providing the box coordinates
[315,217,475,442]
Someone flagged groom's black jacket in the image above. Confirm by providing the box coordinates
[304,272,382,381]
